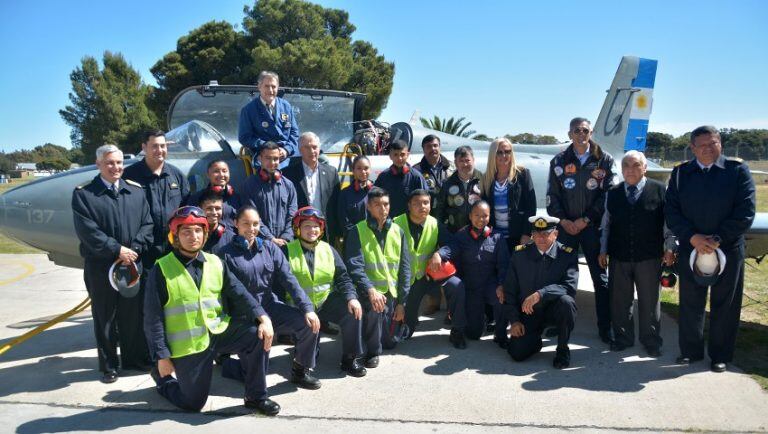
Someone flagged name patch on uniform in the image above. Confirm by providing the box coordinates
[261,121,269,128]
[553,166,563,176]
[591,169,606,179]
[448,185,460,195]
[565,164,577,175]
[586,178,598,190]
[563,177,576,189]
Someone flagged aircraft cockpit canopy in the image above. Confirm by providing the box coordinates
[167,84,366,154]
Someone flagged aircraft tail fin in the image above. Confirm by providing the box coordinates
[592,56,657,158]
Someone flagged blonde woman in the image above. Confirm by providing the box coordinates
[481,137,537,252]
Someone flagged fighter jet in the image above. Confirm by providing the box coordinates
[1,56,766,268]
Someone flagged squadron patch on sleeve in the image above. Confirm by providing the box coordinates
[553,166,563,176]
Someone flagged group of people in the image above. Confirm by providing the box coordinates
[71,70,756,416]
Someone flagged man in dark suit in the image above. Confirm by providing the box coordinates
[665,125,755,373]
[282,131,340,240]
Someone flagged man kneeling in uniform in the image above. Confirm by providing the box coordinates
[503,215,579,369]
[284,207,367,377]
[143,206,279,415]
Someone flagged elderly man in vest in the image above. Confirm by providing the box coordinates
[598,151,676,357]
[283,207,367,377]
[143,206,279,416]
[345,187,411,368]
[396,189,467,349]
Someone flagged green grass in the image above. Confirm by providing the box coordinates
[0,178,42,253]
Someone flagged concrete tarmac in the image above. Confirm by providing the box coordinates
[1,254,766,433]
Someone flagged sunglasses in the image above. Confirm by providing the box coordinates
[572,128,591,134]
[496,150,513,156]
[173,206,206,218]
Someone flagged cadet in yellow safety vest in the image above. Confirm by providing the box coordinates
[396,189,468,349]
[344,187,411,368]
[283,206,367,377]
[143,206,280,416]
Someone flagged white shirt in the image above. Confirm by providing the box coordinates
[303,161,322,209]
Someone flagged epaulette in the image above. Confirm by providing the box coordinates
[124,179,143,188]
[560,245,574,253]
[515,244,527,251]
[727,157,744,164]
[673,161,686,168]
[75,181,92,190]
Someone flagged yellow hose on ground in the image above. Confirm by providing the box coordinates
[0,297,91,356]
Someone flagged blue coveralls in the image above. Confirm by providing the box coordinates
[450,226,509,341]
[203,224,236,257]
[345,217,412,355]
[143,251,266,411]
[238,173,298,242]
[238,96,299,169]
[220,239,318,395]
[373,164,428,218]
[72,176,154,372]
[335,183,369,241]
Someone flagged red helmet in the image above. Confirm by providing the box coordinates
[168,206,208,234]
[292,206,326,235]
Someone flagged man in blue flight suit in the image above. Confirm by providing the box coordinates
[413,134,454,217]
[221,205,322,391]
[451,200,509,346]
[198,191,236,257]
[284,207,368,377]
[397,189,467,349]
[345,187,411,368]
[503,215,579,369]
[238,70,299,169]
[143,206,278,415]
[185,160,240,228]
[123,130,190,269]
[374,139,428,218]
[239,141,298,248]
[665,125,756,373]
[546,117,615,343]
[72,144,154,383]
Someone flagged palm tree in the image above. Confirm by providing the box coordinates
[420,116,477,138]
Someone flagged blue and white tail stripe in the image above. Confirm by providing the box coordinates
[625,58,657,152]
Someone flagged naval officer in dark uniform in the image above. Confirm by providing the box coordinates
[72,144,154,383]
[502,215,579,369]
[665,125,755,373]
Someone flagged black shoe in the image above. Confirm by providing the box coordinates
[340,356,367,377]
[449,328,467,349]
[101,369,118,384]
[493,336,508,349]
[553,346,570,369]
[277,334,296,345]
[610,342,628,352]
[363,354,379,369]
[711,362,727,373]
[485,321,496,333]
[675,355,703,365]
[645,347,662,358]
[599,329,613,344]
[245,398,281,416]
[320,320,339,335]
[290,361,321,390]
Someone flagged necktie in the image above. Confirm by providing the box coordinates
[703,167,710,174]
[627,185,638,204]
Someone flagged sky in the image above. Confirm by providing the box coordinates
[1,0,766,152]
